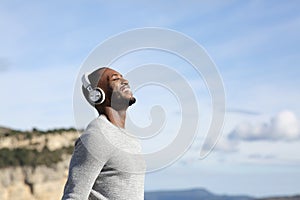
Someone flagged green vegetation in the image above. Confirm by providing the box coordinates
[34,127,78,134]
[0,126,80,168]
[0,146,74,168]
[0,127,79,139]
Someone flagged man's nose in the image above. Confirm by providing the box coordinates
[121,78,129,85]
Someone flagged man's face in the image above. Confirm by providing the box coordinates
[98,68,136,108]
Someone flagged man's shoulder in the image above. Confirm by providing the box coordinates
[80,116,120,143]
[86,117,104,131]
[86,115,114,131]
[76,117,116,153]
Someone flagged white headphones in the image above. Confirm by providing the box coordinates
[81,73,105,104]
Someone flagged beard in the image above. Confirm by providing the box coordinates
[129,96,136,106]
[110,91,136,110]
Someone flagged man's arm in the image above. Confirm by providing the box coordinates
[61,132,114,200]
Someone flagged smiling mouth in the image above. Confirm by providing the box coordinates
[120,85,131,93]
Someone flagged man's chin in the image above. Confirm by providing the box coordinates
[129,97,136,106]
[111,92,136,109]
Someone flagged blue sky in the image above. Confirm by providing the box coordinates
[1,0,300,197]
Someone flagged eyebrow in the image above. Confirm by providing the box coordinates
[111,73,123,78]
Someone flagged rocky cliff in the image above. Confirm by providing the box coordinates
[0,126,78,200]
[0,158,70,200]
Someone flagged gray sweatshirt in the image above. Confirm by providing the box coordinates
[62,115,145,200]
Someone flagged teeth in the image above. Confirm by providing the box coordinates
[123,88,131,92]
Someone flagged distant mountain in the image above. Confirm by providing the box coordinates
[1,126,299,200]
[257,196,300,200]
[145,188,300,200]
[145,188,253,200]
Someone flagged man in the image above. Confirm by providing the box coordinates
[62,67,145,200]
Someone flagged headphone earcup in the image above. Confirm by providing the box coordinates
[89,87,105,104]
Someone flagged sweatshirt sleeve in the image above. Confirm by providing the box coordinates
[61,130,114,200]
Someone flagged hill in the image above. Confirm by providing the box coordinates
[0,126,78,168]
[0,126,299,200]
[0,126,78,199]
[145,188,253,200]
[257,196,300,200]
[145,189,300,200]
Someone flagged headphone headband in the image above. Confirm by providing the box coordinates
[81,73,93,92]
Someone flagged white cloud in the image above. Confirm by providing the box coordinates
[228,110,300,142]
[226,108,261,116]
[212,137,239,153]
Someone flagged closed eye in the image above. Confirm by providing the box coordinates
[111,73,122,81]
[112,77,120,81]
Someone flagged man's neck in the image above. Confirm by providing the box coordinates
[102,107,127,129]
